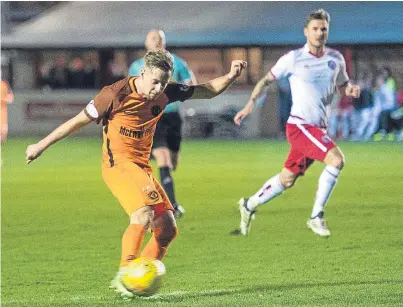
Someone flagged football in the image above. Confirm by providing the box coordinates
[121,257,166,297]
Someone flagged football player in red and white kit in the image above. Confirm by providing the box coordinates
[233,9,360,237]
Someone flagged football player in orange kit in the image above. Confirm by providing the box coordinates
[26,50,246,298]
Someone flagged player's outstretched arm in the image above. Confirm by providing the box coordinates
[234,71,275,126]
[190,60,247,99]
[25,110,92,164]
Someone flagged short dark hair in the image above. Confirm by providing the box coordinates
[305,9,330,27]
[144,50,173,73]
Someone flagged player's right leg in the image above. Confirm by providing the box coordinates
[235,167,298,235]
[109,206,154,299]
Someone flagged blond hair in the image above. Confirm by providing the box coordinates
[144,50,173,73]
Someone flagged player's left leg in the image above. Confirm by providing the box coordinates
[141,178,178,259]
[171,150,179,171]
[152,115,178,212]
[153,147,180,211]
[140,206,178,260]
[287,124,340,237]
[311,146,344,218]
[164,113,185,218]
[308,146,344,237]
[169,150,185,217]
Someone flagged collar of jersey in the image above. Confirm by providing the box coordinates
[129,77,145,100]
[304,44,326,58]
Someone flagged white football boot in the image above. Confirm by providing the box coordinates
[307,212,331,237]
[238,198,256,235]
[109,267,134,299]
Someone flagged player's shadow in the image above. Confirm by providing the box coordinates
[146,279,401,303]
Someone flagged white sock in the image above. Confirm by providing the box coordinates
[311,165,341,218]
[247,174,285,211]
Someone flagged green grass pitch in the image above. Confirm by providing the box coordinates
[1,138,402,306]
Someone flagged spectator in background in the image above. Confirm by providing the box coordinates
[39,61,53,89]
[373,66,398,141]
[82,52,99,89]
[389,90,403,141]
[276,77,292,139]
[363,75,387,141]
[68,57,85,88]
[381,66,396,93]
[1,79,14,144]
[108,51,128,84]
[49,54,69,89]
[328,92,354,140]
[351,70,374,141]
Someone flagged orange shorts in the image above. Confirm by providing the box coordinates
[102,162,174,216]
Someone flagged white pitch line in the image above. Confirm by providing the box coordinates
[3,288,241,304]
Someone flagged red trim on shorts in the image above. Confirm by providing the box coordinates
[270,70,277,79]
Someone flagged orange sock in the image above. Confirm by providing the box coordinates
[140,226,178,260]
[120,224,147,267]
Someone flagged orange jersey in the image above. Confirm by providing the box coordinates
[85,77,194,169]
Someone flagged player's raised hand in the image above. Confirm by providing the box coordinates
[345,84,360,98]
[234,105,252,126]
[228,60,247,80]
[26,143,44,164]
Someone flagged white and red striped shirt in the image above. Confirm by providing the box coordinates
[271,44,349,128]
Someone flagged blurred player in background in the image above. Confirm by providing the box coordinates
[129,30,196,219]
[233,9,360,237]
[1,79,14,144]
[26,50,246,299]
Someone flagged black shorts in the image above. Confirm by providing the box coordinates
[152,112,183,153]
